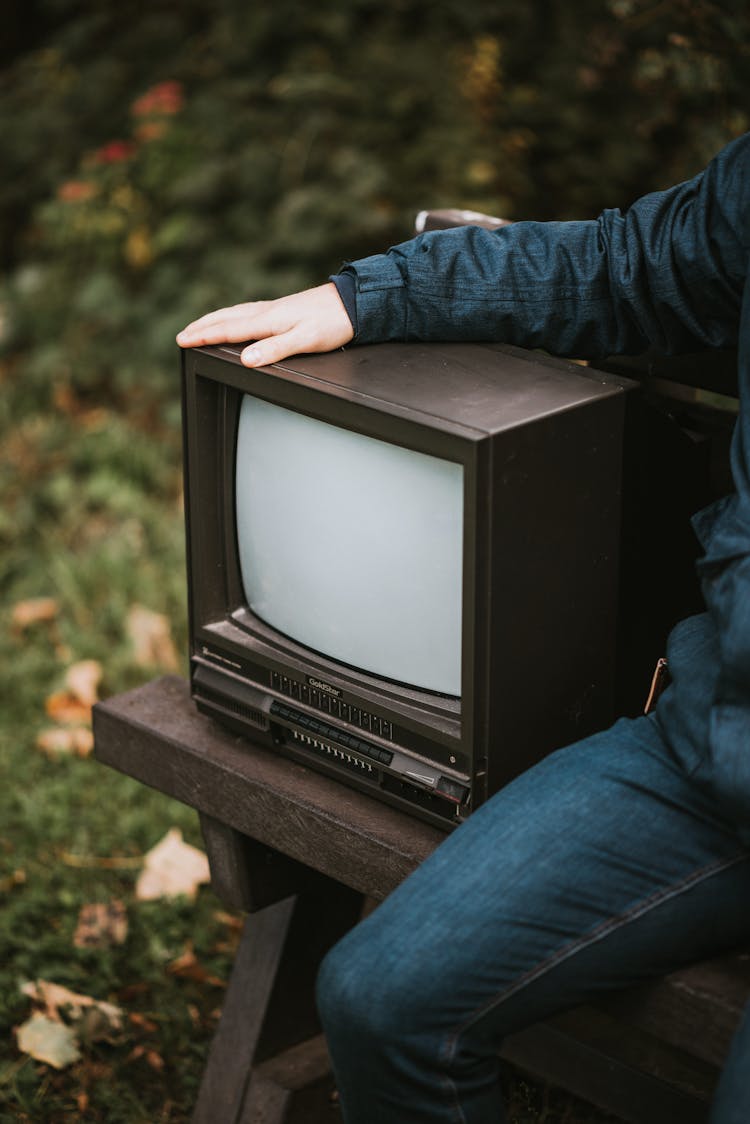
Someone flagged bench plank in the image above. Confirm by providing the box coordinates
[93,675,442,899]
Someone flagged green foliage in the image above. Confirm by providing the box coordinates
[2,0,749,415]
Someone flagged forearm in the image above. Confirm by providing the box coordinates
[341,135,748,358]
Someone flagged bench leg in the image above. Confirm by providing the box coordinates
[192,881,362,1124]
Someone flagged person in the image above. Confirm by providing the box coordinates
[178,132,750,1123]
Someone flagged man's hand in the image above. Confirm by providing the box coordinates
[176,282,354,367]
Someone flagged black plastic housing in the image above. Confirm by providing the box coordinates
[182,341,632,829]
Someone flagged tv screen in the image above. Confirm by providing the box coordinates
[182,341,631,828]
[235,394,464,696]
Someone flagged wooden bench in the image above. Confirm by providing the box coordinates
[93,675,750,1124]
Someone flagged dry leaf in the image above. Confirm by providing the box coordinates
[135,828,210,902]
[11,597,59,631]
[43,659,102,734]
[16,1012,81,1069]
[17,979,124,1068]
[65,659,102,707]
[37,727,93,759]
[126,605,179,670]
[21,980,124,1038]
[129,1012,159,1034]
[0,868,26,894]
[44,693,91,726]
[213,910,244,932]
[127,1043,165,1070]
[167,942,225,987]
[73,901,128,949]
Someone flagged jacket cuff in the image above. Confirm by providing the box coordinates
[329,271,358,336]
[338,252,408,344]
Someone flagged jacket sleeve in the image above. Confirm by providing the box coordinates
[341,133,749,360]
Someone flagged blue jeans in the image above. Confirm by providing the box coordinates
[316,708,750,1123]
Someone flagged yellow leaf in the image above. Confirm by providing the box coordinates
[135,828,210,902]
[124,225,153,269]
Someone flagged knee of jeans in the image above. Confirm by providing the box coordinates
[316,934,418,1048]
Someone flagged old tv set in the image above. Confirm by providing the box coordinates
[182,340,631,829]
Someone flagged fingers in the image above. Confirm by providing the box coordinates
[176,302,268,347]
[240,330,306,368]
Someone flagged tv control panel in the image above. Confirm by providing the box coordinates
[270,670,394,740]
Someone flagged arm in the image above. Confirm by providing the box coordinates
[177,134,748,366]
[346,133,748,357]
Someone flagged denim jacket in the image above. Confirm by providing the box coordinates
[336,133,750,835]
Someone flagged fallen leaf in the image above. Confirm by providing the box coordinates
[126,605,179,670]
[11,597,59,631]
[167,942,225,987]
[44,693,91,726]
[36,727,93,759]
[126,1043,164,1068]
[129,1012,159,1034]
[213,909,244,932]
[16,1012,81,1069]
[65,659,102,707]
[135,828,210,902]
[73,900,128,949]
[0,868,26,894]
[21,980,124,1039]
[43,659,103,733]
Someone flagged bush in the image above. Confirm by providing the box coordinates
[3,0,748,415]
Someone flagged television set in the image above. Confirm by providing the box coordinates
[181,340,632,829]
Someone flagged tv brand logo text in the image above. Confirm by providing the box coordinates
[307,677,342,699]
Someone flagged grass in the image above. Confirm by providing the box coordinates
[0,357,620,1122]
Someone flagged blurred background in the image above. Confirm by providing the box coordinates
[1,1,748,1120]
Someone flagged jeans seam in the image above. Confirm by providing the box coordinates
[438,848,749,1119]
